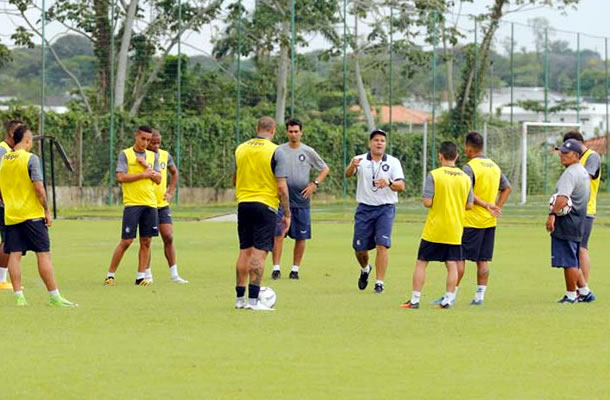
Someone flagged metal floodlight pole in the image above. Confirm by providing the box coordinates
[50,141,56,219]
[176,0,182,205]
[422,120,428,194]
[290,0,295,118]
[544,28,548,122]
[388,5,393,153]
[510,23,514,148]
[235,0,242,145]
[473,17,478,131]
[342,0,347,199]
[109,0,116,205]
[577,32,581,122]
[40,0,47,187]
[431,10,437,169]
[606,37,609,193]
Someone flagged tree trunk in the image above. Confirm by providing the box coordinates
[93,0,111,111]
[114,0,139,110]
[442,23,454,112]
[353,15,375,132]
[274,20,290,126]
[77,124,83,187]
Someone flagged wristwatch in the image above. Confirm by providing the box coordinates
[314,180,320,186]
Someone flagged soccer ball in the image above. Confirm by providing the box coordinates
[258,287,277,308]
[549,194,572,216]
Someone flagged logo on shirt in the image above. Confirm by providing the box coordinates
[382,164,390,172]
[298,154,306,162]
[160,162,166,169]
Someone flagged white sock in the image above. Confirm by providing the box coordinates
[578,286,590,296]
[566,291,577,300]
[145,267,152,276]
[361,265,371,274]
[169,265,178,278]
[454,286,459,296]
[14,290,23,296]
[376,280,384,286]
[443,291,455,305]
[248,297,258,305]
[0,266,7,282]
[475,285,487,301]
[411,291,421,304]
[291,265,299,272]
[236,296,245,302]
[107,272,115,278]
[137,272,146,280]
[48,289,59,296]
[272,264,281,272]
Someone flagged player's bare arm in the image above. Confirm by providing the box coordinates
[116,169,156,184]
[473,194,502,217]
[301,166,330,199]
[546,194,569,232]
[277,177,291,236]
[496,185,512,209]
[423,198,433,208]
[33,180,51,227]
[164,165,179,202]
[345,157,361,177]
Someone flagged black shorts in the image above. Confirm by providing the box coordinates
[0,206,5,242]
[121,206,159,239]
[158,206,173,225]
[581,216,594,249]
[237,202,277,252]
[462,227,496,262]
[417,239,463,262]
[4,218,50,254]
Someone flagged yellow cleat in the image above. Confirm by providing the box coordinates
[135,278,151,286]
[104,277,115,286]
[0,281,14,290]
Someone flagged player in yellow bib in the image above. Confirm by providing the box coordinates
[561,131,597,302]
[0,119,21,290]
[401,142,473,309]
[432,132,512,306]
[105,126,162,286]
[0,125,76,306]
[233,116,290,311]
[144,129,187,283]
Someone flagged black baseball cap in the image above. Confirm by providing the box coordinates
[555,138,583,155]
[369,129,387,140]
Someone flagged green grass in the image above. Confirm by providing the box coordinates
[3,205,610,399]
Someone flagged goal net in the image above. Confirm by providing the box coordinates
[483,122,581,204]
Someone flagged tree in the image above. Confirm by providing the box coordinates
[0,40,11,68]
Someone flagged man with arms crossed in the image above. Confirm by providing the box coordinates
[561,131,597,302]
[346,129,405,294]
[144,129,188,284]
[433,132,511,306]
[234,116,290,311]
[105,126,161,286]
[546,139,594,303]
[0,125,76,306]
[401,141,473,309]
[0,119,21,290]
[271,119,329,280]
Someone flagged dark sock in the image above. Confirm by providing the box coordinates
[248,284,260,301]
[235,286,246,298]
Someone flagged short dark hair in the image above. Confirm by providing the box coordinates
[13,124,30,145]
[257,116,276,133]
[285,119,302,131]
[4,119,22,134]
[138,125,153,134]
[563,131,584,143]
[439,141,458,160]
[151,128,161,137]
[465,132,484,150]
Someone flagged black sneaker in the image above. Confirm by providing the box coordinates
[358,267,370,290]
[271,270,281,280]
[557,295,577,304]
[374,283,384,294]
[289,270,299,280]
[577,291,596,303]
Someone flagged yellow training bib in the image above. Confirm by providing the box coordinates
[235,138,279,209]
[580,149,600,216]
[0,149,45,225]
[464,157,502,228]
[120,148,157,207]
[422,167,472,245]
[155,149,170,208]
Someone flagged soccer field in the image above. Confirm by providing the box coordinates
[3,203,609,399]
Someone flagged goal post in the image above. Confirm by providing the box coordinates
[520,122,581,204]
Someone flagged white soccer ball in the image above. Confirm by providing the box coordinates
[258,286,277,308]
[549,194,573,216]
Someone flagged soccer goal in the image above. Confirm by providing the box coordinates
[520,122,581,204]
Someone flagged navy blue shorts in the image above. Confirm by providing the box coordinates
[462,227,495,262]
[0,206,5,242]
[417,239,463,262]
[4,218,50,254]
[237,202,277,252]
[121,206,159,239]
[551,236,580,268]
[158,206,173,225]
[352,203,395,251]
[275,207,311,240]
[581,216,594,249]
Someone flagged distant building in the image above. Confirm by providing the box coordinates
[350,105,432,129]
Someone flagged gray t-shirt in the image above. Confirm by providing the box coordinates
[583,150,601,179]
[423,171,474,203]
[552,162,590,242]
[275,143,327,208]
[116,149,160,173]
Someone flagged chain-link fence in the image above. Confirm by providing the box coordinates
[0,1,608,204]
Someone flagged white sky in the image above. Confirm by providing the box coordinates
[0,0,608,57]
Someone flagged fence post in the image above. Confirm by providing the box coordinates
[422,121,428,194]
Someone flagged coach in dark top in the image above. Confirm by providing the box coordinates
[546,139,594,304]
